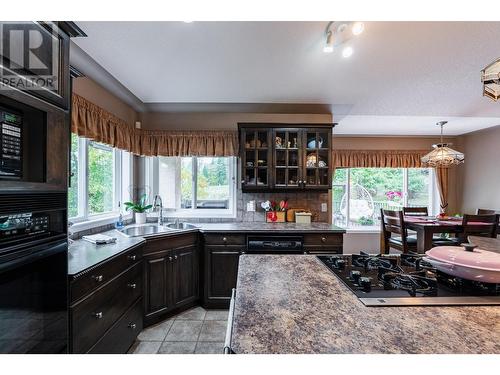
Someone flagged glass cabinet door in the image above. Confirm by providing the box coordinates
[273,129,301,188]
[242,129,270,188]
[303,129,331,188]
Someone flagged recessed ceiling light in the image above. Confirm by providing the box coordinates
[342,46,353,58]
[352,22,364,36]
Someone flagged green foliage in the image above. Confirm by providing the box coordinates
[124,194,152,213]
[88,142,114,214]
[358,216,375,226]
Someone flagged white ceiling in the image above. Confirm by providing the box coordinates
[73,21,500,135]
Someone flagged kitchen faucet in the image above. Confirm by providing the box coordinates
[152,195,164,225]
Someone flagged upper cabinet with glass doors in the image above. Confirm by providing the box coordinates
[238,123,334,191]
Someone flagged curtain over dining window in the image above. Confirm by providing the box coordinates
[71,94,239,157]
[332,149,450,213]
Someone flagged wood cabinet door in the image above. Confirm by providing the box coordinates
[205,248,241,307]
[143,251,174,320]
[172,245,199,307]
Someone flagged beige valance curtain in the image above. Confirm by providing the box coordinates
[332,149,449,213]
[71,94,238,157]
[332,149,428,168]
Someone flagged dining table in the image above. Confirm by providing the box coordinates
[403,216,499,254]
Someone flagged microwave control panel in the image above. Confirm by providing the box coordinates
[0,108,23,179]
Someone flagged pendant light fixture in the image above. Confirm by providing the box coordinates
[421,121,464,167]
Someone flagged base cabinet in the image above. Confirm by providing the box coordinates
[204,248,241,308]
[143,234,199,326]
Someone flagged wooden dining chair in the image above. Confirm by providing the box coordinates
[455,214,499,243]
[477,208,498,215]
[380,209,417,254]
[403,206,428,216]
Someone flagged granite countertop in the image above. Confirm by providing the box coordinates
[197,222,346,233]
[68,230,145,276]
[230,255,500,354]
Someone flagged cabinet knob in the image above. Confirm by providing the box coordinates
[128,254,137,261]
[174,255,178,260]
[127,283,137,289]
[93,312,103,319]
[222,237,227,243]
[128,323,137,329]
[240,251,246,255]
[168,256,173,262]
[241,180,246,185]
[321,236,327,243]
[92,275,104,283]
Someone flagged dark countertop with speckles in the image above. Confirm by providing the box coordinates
[230,255,500,354]
[68,230,146,276]
[198,222,345,233]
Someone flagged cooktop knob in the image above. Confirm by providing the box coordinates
[350,270,361,284]
[359,277,372,292]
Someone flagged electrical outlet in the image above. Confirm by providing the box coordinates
[321,203,328,212]
[246,201,256,212]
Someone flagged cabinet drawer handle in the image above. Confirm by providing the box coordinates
[240,251,246,254]
[128,323,137,329]
[222,237,227,243]
[92,275,104,282]
[174,255,178,260]
[128,254,137,261]
[321,237,327,243]
[127,283,137,289]
[93,312,103,319]
[168,256,173,262]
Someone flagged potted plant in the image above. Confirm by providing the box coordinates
[124,194,152,224]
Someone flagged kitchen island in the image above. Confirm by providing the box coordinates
[229,255,500,354]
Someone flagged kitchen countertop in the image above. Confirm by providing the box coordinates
[68,230,146,276]
[230,255,500,354]
[68,222,345,276]
[197,222,345,233]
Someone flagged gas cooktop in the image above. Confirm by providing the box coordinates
[317,251,500,306]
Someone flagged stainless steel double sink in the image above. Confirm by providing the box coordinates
[118,222,199,237]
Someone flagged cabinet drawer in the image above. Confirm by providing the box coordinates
[88,298,143,354]
[70,262,142,353]
[70,245,143,304]
[204,234,246,246]
[143,233,198,255]
[304,233,343,247]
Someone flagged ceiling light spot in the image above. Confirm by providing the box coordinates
[342,46,353,58]
[352,22,364,36]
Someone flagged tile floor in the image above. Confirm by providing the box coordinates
[128,306,228,354]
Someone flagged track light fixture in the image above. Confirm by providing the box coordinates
[323,21,364,57]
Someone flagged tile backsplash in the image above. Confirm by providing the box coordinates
[236,190,330,223]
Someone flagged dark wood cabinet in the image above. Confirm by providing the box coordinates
[239,123,334,192]
[204,247,241,308]
[68,245,143,354]
[143,234,199,326]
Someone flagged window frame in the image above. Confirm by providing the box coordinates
[69,136,133,227]
[148,156,237,219]
[333,167,439,231]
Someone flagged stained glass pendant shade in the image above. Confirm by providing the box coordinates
[421,121,464,167]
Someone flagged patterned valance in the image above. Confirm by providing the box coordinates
[71,94,238,157]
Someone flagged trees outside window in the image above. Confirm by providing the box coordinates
[333,168,437,228]
[154,156,236,217]
[69,134,131,222]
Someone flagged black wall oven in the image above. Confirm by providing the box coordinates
[0,192,68,353]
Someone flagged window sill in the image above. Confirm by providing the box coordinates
[334,225,381,234]
[70,213,132,233]
[151,210,237,220]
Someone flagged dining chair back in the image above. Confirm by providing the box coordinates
[477,208,498,215]
[380,209,416,254]
[403,207,428,216]
[460,214,499,241]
